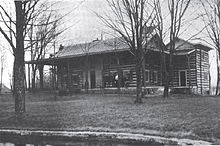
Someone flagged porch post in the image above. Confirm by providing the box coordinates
[67,60,71,92]
[57,64,60,89]
[28,64,30,91]
[85,54,89,93]
[101,56,105,89]
[116,55,121,92]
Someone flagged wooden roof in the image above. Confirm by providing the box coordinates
[55,36,163,59]
[26,37,210,64]
[167,38,212,55]
[25,36,162,65]
[55,38,129,59]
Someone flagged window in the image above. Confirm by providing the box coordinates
[153,71,158,83]
[179,70,187,86]
[123,70,130,81]
[123,70,132,87]
[103,71,117,87]
[145,70,149,83]
[103,70,133,88]
[71,73,80,86]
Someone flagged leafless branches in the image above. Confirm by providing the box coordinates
[0,48,6,92]
[152,0,191,97]
[199,0,220,95]
[97,0,157,103]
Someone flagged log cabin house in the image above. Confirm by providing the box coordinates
[168,38,211,94]
[26,37,211,95]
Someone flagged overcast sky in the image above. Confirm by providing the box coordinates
[56,0,108,45]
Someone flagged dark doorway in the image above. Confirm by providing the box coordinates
[179,71,187,86]
[90,71,96,89]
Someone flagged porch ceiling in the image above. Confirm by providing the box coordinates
[25,57,58,65]
[174,49,195,55]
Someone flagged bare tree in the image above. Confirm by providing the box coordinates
[199,0,220,95]
[153,0,167,97]
[104,37,125,92]
[0,48,6,93]
[0,0,39,113]
[27,7,64,91]
[98,0,156,103]
[27,1,80,92]
[153,0,191,97]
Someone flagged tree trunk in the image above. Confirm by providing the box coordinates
[28,64,31,91]
[14,1,25,113]
[216,50,220,95]
[0,64,3,93]
[163,78,169,97]
[39,65,44,90]
[32,67,36,92]
[158,38,169,98]
[164,58,174,98]
[24,71,27,91]
[216,66,219,95]
[135,49,143,103]
[163,56,169,98]
[142,55,146,98]
[163,47,174,98]
[135,63,142,103]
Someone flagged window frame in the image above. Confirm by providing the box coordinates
[145,69,150,83]
[153,71,158,83]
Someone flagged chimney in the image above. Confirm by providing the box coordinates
[101,33,103,40]
[93,38,99,42]
[59,44,64,51]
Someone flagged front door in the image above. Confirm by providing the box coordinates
[90,71,96,89]
[179,70,187,86]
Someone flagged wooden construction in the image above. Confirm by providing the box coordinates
[54,38,163,93]
[168,39,211,94]
[25,37,211,95]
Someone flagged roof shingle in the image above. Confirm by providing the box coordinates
[55,38,129,59]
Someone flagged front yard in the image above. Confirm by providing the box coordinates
[0,92,220,143]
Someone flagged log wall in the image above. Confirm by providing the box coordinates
[56,49,209,94]
[172,51,197,87]
[196,49,209,94]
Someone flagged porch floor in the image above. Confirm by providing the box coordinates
[81,86,164,95]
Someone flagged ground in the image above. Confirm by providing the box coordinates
[0,92,220,144]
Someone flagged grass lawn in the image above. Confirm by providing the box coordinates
[0,92,220,143]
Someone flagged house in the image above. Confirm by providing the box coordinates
[25,37,211,95]
[168,38,211,94]
[55,37,163,93]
